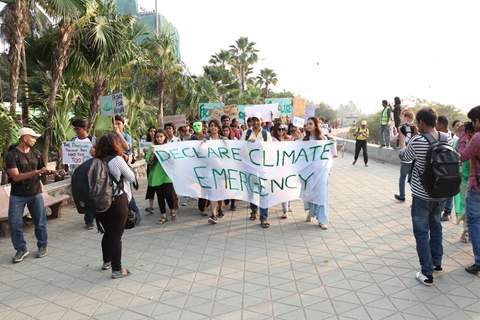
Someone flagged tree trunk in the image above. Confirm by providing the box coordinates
[158,76,165,127]
[240,64,245,92]
[3,0,28,164]
[171,90,178,115]
[21,44,29,126]
[42,21,74,164]
[88,78,106,132]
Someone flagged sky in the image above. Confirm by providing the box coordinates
[1,1,479,114]
[139,0,480,113]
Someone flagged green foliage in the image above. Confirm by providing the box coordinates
[315,102,337,121]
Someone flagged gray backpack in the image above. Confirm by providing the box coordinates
[71,157,123,214]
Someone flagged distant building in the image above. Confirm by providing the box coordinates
[115,0,180,56]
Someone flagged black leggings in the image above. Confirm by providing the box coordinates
[354,140,368,164]
[155,183,178,213]
[96,194,128,272]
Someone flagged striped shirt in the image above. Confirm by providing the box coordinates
[399,132,453,200]
[108,156,136,201]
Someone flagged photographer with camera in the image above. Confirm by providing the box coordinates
[458,106,480,275]
[393,110,416,201]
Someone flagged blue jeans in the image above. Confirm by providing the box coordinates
[380,125,390,147]
[250,203,268,220]
[129,197,140,219]
[444,197,453,214]
[308,202,328,224]
[84,211,95,225]
[411,197,445,276]
[399,162,412,199]
[8,194,48,251]
[466,191,480,265]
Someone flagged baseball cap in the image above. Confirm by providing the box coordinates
[18,127,41,138]
[250,112,263,121]
[361,120,367,125]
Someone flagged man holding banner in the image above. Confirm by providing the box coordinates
[241,113,273,227]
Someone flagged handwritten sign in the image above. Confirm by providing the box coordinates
[62,141,93,165]
[293,116,305,128]
[101,93,124,116]
[244,104,279,122]
[139,141,153,151]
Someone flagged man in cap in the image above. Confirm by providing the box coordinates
[241,113,273,228]
[5,128,52,263]
[353,120,369,167]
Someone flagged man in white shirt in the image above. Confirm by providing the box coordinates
[241,113,273,228]
[164,123,180,143]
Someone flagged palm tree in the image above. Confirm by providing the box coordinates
[69,0,144,131]
[39,0,86,163]
[256,68,278,98]
[143,33,183,127]
[0,0,29,150]
[209,50,231,69]
[229,37,258,92]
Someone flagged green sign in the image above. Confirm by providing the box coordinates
[101,95,113,116]
[265,98,293,116]
[198,102,224,121]
[237,105,246,123]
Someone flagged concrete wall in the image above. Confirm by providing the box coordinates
[335,137,401,165]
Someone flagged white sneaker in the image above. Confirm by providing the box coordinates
[416,271,433,286]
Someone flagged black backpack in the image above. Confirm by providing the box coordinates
[245,129,268,141]
[71,157,123,214]
[421,132,461,198]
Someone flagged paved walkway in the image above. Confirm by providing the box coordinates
[0,156,479,320]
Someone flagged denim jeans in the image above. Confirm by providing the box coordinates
[444,197,453,214]
[466,191,480,265]
[129,196,140,219]
[411,197,445,276]
[308,202,329,224]
[8,194,48,251]
[84,211,95,225]
[399,162,412,199]
[250,203,268,220]
[380,125,390,147]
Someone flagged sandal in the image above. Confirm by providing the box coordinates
[305,214,312,222]
[159,214,168,224]
[280,212,288,219]
[145,207,154,215]
[170,210,177,220]
[260,219,270,228]
[112,268,130,279]
[319,223,328,230]
[250,212,257,221]
[460,231,469,243]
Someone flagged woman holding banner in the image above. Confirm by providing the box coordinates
[272,124,293,219]
[146,130,178,224]
[221,125,238,211]
[303,117,329,230]
[207,120,226,224]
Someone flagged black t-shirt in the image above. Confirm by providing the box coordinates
[5,147,45,196]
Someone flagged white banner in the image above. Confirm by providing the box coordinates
[62,141,93,165]
[154,140,334,208]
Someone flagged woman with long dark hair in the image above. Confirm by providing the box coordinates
[146,130,179,224]
[221,125,237,211]
[303,117,329,230]
[145,126,157,214]
[207,120,225,224]
[272,124,293,218]
[95,133,136,278]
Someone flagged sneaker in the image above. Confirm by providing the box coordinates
[102,262,112,270]
[364,163,368,167]
[36,247,47,259]
[394,194,406,202]
[433,266,443,273]
[440,212,451,222]
[352,160,357,165]
[112,268,130,279]
[218,209,224,218]
[319,223,328,230]
[208,216,217,224]
[12,249,29,263]
[416,271,433,286]
[86,223,94,230]
[465,264,480,275]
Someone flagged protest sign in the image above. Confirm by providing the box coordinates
[154,140,334,208]
[199,102,225,121]
[292,116,305,128]
[237,105,246,123]
[112,92,125,115]
[101,95,114,116]
[164,115,186,128]
[139,141,153,151]
[62,141,93,165]
[244,104,279,122]
[101,93,124,116]
[293,96,307,117]
[265,98,293,117]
